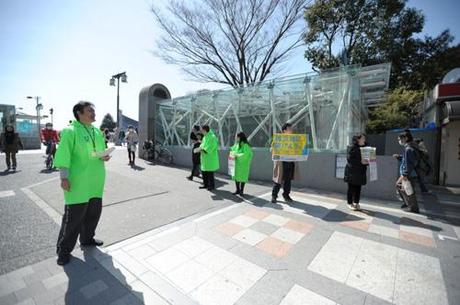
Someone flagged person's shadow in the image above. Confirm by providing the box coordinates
[63,247,145,305]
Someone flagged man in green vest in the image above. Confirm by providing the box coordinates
[195,125,219,191]
[54,101,110,265]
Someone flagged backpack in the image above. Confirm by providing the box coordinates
[414,148,432,176]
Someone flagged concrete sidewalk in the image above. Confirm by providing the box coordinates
[2,188,459,305]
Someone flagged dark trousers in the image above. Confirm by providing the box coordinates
[5,151,17,168]
[202,171,215,189]
[56,198,103,255]
[191,163,201,177]
[235,181,246,194]
[272,162,294,198]
[347,183,362,205]
[128,149,135,163]
[272,179,292,198]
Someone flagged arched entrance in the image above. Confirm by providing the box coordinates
[138,84,171,158]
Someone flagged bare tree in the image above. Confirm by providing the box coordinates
[151,0,308,88]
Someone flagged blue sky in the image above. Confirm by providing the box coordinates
[1,0,459,129]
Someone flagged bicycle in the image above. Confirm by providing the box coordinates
[44,141,57,170]
[142,140,173,165]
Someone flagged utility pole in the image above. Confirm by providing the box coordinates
[110,72,127,145]
[27,96,43,142]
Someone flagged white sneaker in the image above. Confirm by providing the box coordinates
[354,203,361,210]
[347,204,357,211]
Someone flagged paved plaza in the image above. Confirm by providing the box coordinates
[1,150,460,305]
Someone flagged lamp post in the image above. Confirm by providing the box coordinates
[109,72,127,145]
[27,96,43,141]
[49,108,54,125]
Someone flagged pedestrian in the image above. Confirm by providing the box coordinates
[344,133,369,210]
[0,124,23,171]
[118,129,125,146]
[187,132,202,181]
[230,132,253,197]
[271,123,299,203]
[195,125,219,191]
[54,101,110,265]
[125,125,139,166]
[190,125,200,142]
[103,128,111,147]
[395,131,420,213]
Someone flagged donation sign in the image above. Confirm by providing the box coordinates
[360,146,378,181]
[272,134,309,161]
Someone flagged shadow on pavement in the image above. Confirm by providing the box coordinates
[130,164,145,171]
[62,247,145,305]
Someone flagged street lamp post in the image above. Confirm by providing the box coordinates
[27,96,43,142]
[109,72,127,145]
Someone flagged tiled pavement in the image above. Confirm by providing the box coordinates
[2,191,460,305]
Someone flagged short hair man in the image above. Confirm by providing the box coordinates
[54,101,110,265]
[197,125,220,190]
[271,122,299,203]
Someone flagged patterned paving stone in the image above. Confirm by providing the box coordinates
[399,231,436,248]
[256,237,292,257]
[280,284,339,305]
[216,223,245,236]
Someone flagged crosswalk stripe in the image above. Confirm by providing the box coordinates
[0,190,15,198]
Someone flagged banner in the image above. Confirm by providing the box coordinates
[228,156,235,176]
[335,154,347,179]
[272,134,309,161]
[369,160,378,181]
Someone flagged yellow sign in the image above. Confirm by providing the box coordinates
[272,134,309,161]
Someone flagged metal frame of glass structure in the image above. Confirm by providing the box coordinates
[155,63,391,151]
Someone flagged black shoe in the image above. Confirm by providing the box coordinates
[57,254,70,266]
[400,203,408,209]
[239,192,245,198]
[208,187,215,191]
[199,186,208,189]
[12,167,16,171]
[81,239,104,247]
[271,197,277,203]
[283,195,293,202]
[187,176,193,181]
[232,191,240,195]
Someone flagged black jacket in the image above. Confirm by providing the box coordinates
[192,142,201,164]
[344,144,368,185]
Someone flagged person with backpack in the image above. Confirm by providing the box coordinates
[395,131,420,213]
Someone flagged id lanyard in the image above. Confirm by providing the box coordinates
[83,126,96,153]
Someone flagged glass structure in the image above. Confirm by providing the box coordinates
[154,63,391,152]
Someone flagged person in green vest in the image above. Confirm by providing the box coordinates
[229,132,253,197]
[54,101,111,265]
[195,125,220,191]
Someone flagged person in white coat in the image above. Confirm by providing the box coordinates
[125,126,139,166]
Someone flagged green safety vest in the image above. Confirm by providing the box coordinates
[200,130,220,172]
[54,120,106,205]
[230,142,253,183]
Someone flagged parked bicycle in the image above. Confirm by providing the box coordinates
[142,140,173,165]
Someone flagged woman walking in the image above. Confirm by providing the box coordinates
[125,126,139,166]
[344,133,369,210]
[188,133,202,181]
[0,124,24,171]
[229,132,253,197]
